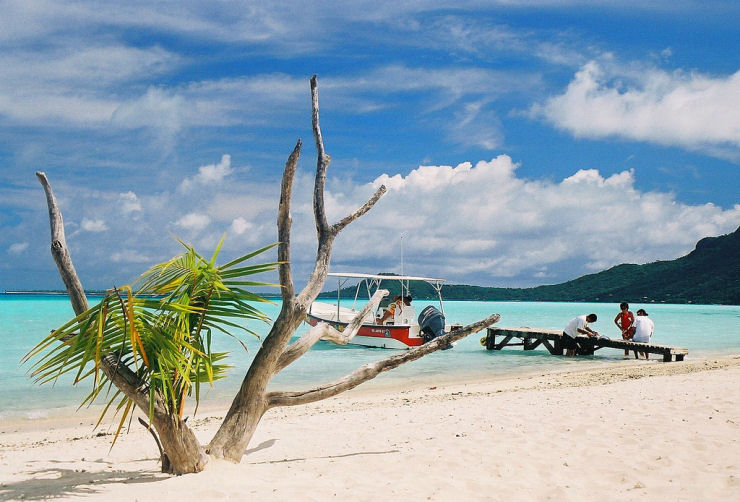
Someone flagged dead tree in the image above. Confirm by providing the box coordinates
[37,75,500,473]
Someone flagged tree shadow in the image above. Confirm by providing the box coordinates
[0,465,165,501]
[247,448,400,465]
[244,438,278,456]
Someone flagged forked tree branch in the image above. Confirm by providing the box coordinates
[277,140,302,302]
[210,77,389,460]
[295,76,386,308]
[265,313,501,408]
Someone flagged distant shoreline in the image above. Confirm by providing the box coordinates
[2,291,284,299]
[4,290,72,295]
[3,291,105,295]
[2,291,736,305]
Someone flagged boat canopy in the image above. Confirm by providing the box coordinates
[327,272,445,283]
[322,271,447,318]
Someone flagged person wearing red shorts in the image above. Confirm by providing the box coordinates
[614,302,634,356]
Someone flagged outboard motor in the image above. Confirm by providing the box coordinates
[418,305,446,343]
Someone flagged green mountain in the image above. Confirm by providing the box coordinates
[440,226,740,305]
[322,227,740,305]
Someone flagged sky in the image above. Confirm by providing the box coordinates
[1,0,739,292]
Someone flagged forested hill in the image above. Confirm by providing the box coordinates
[440,226,740,305]
[321,227,740,305]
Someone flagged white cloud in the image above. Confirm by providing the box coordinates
[111,250,152,264]
[230,217,253,235]
[534,60,740,157]
[175,212,211,231]
[324,155,740,286]
[0,44,178,126]
[8,152,739,290]
[119,191,142,215]
[111,87,188,133]
[448,100,504,150]
[180,155,233,192]
[8,242,29,255]
[81,218,108,232]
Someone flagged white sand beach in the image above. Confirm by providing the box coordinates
[2,357,739,501]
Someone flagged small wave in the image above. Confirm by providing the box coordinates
[25,409,50,420]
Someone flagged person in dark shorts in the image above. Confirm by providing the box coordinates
[562,314,599,357]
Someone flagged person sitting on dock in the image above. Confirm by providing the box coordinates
[614,302,635,357]
[562,314,599,357]
[378,296,402,325]
[630,309,654,359]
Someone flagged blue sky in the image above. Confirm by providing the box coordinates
[1,0,739,291]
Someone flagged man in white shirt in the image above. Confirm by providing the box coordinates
[562,314,599,357]
[631,309,654,359]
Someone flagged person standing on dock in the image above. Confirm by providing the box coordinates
[614,302,635,356]
[563,314,599,357]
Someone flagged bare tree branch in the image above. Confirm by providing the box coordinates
[277,140,302,302]
[296,76,386,307]
[36,172,89,316]
[210,77,388,461]
[276,289,389,372]
[266,313,501,408]
[331,184,387,235]
[311,75,331,235]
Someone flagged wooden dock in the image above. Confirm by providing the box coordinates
[482,327,688,362]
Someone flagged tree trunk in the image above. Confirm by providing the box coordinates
[152,414,209,475]
[207,298,304,461]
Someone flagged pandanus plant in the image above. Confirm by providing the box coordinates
[24,238,279,447]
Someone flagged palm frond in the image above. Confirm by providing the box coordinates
[25,237,279,434]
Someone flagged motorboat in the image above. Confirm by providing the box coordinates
[305,272,458,349]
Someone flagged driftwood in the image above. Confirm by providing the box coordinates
[38,75,501,473]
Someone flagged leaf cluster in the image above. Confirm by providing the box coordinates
[24,238,280,440]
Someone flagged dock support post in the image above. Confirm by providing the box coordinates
[553,336,563,356]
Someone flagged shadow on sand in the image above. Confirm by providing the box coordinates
[0,463,164,501]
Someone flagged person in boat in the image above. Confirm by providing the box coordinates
[613,302,635,356]
[378,296,402,325]
[562,314,599,357]
[629,309,654,359]
[394,295,415,325]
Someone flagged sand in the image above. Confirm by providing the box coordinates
[2,357,740,501]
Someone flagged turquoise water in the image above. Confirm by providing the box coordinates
[1,294,739,420]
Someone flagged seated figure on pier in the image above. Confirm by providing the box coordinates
[630,309,654,359]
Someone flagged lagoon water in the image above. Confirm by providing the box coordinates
[2,294,739,420]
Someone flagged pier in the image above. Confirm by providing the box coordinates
[482,327,688,362]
